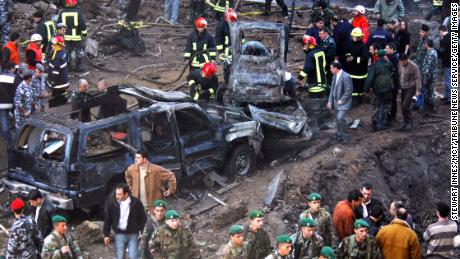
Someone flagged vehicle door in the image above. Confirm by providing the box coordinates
[76,119,135,207]
[34,128,73,189]
[173,106,227,177]
[138,110,182,177]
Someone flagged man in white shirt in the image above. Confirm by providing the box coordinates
[103,184,147,259]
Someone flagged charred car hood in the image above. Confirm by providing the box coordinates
[248,104,308,134]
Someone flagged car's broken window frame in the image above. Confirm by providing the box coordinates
[80,118,134,160]
[38,129,70,163]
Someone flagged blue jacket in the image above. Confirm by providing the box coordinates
[367,28,393,49]
[305,26,320,43]
[47,49,69,90]
[333,21,353,64]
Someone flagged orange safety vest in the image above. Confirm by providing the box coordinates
[2,41,20,65]
[26,43,43,70]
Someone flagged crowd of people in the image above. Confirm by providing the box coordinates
[0,0,457,258]
[5,150,460,258]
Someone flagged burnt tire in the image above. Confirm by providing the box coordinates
[225,144,256,177]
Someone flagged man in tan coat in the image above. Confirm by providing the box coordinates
[125,150,177,211]
[376,206,421,259]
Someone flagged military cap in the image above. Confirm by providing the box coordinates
[307,192,321,201]
[276,234,293,244]
[153,199,168,208]
[421,24,430,32]
[299,217,317,227]
[165,210,180,219]
[23,69,34,78]
[249,209,265,219]
[52,215,68,223]
[10,198,25,210]
[229,224,244,235]
[377,49,387,57]
[320,246,335,259]
[354,219,370,229]
[36,63,45,72]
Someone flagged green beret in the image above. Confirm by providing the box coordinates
[229,224,244,235]
[377,49,387,57]
[320,246,335,259]
[153,199,168,208]
[165,210,180,219]
[249,210,265,219]
[276,234,293,244]
[307,192,321,201]
[299,217,317,227]
[354,219,370,229]
[52,215,67,224]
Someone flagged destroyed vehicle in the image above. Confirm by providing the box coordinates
[228,22,314,150]
[2,87,263,210]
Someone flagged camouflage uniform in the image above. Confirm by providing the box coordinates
[291,232,324,259]
[139,212,165,259]
[244,224,272,259]
[414,36,432,70]
[6,215,42,259]
[265,250,294,259]
[41,231,83,259]
[337,234,382,259]
[149,224,200,259]
[13,80,33,129]
[0,0,11,45]
[421,48,438,110]
[216,241,249,259]
[310,7,334,28]
[31,75,47,112]
[299,208,337,247]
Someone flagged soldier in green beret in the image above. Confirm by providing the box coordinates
[140,199,168,259]
[216,224,249,258]
[299,193,337,248]
[291,218,324,259]
[41,215,83,259]
[266,235,294,259]
[315,246,335,259]
[149,210,200,258]
[337,219,382,259]
[244,210,272,259]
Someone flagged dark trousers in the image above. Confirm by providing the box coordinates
[389,87,399,120]
[372,94,391,129]
[401,87,415,124]
[265,0,288,16]
[423,79,434,111]
[66,41,84,70]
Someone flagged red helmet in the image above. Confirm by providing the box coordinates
[53,35,65,46]
[224,8,237,23]
[66,0,78,6]
[195,17,208,28]
[303,35,317,46]
[202,62,217,77]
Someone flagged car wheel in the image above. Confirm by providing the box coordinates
[225,144,256,177]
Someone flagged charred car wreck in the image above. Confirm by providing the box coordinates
[2,87,263,210]
[228,22,315,151]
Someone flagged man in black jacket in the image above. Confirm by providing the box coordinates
[355,183,383,219]
[104,183,146,259]
[27,189,56,238]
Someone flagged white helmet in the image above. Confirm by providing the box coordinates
[355,5,365,15]
[30,34,43,42]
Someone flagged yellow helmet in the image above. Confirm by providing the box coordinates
[351,27,363,37]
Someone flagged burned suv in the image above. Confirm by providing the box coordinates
[2,87,263,210]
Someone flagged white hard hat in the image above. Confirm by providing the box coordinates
[355,5,365,15]
[30,33,43,42]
